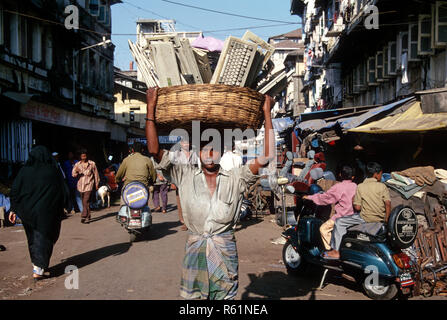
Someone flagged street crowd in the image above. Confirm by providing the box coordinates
[0,88,408,300]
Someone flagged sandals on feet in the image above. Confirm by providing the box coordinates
[321,251,339,260]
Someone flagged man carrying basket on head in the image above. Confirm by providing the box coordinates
[145,87,275,300]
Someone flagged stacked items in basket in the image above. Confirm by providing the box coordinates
[129,30,277,130]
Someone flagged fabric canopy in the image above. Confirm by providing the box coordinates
[348,101,447,134]
[335,96,415,130]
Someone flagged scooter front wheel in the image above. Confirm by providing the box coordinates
[129,232,137,243]
[282,241,307,276]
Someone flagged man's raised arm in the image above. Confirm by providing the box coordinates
[250,95,275,175]
[145,88,164,162]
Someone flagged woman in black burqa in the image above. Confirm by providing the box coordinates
[9,145,68,280]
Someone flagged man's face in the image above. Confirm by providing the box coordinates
[80,153,88,162]
[200,146,221,171]
[374,171,383,182]
[68,152,74,160]
[180,140,189,151]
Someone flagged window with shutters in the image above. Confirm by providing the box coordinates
[383,45,389,78]
[408,24,420,61]
[418,14,434,55]
[434,1,447,47]
[375,51,384,81]
[368,56,378,85]
[388,41,397,75]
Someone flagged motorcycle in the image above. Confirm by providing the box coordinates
[281,182,419,300]
[116,181,152,243]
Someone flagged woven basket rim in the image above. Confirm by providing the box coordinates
[157,83,265,97]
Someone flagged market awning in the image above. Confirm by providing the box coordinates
[335,96,415,130]
[348,101,447,134]
[272,117,294,132]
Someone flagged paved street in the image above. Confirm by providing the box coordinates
[0,190,444,300]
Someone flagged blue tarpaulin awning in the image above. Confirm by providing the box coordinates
[296,96,415,132]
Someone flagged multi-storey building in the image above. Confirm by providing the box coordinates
[262,28,306,118]
[0,0,123,176]
[291,0,447,111]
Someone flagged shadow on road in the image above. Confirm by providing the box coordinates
[89,211,117,223]
[240,269,363,300]
[235,217,264,232]
[49,242,131,277]
[139,220,182,242]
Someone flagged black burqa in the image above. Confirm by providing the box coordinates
[10,146,68,270]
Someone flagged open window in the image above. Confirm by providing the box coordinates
[368,56,378,86]
[418,15,434,55]
[408,23,421,61]
[98,5,106,24]
[434,1,447,47]
[388,41,398,75]
[88,0,100,16]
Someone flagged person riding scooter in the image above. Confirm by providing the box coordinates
[115,142,157,199]
[328,162,391,259]
[115,142,157,242]
[303,165,357,259]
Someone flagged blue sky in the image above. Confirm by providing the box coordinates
[111,0,301,70]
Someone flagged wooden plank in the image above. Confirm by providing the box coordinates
[149,42,182,87]
[420,90,447,114]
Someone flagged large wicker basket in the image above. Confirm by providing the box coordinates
[155,84,265,132]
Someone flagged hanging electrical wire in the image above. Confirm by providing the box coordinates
[160,0,300,24]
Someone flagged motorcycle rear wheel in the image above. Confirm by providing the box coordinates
[362,279,398,300]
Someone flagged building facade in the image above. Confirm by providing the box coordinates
[0,0,123,178]
[291,0,447,111]
[262,28,306,118]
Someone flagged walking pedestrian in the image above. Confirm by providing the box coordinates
[146,87,275,300]
[169,138,200,231]
[72,149,100,224]
[9,146,68,280]
[152,157,169,213]
[62,151,83,213]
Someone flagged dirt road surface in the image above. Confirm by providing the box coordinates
[1,191,445,300]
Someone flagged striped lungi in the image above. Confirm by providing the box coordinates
[180,230,238,300]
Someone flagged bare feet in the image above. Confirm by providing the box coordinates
[180,224,188,231]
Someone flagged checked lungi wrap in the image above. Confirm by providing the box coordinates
[180,230,238,300]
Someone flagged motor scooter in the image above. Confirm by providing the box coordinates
[281,182,419,300]
[116,181,152,243]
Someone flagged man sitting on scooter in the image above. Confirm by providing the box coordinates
[303,165,357,260]
[327,162,391,259]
